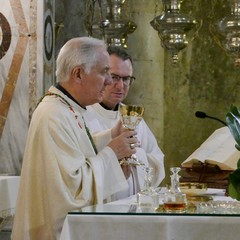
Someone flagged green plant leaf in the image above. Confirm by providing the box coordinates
[226,114,240,145]
[237,159,240,169]
[226,105,240,201]
[228,169,240,200]
[228,183,240,201]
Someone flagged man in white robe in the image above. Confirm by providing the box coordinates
[85,46,165,201]
[11,37,138,240]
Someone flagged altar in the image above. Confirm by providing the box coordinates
[60,190,240,240]
[0,176,20,212]
[0,176,20,234]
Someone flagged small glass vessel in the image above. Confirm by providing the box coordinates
[137,167,159,212]
[163,167,187,213]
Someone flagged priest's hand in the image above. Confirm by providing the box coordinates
[108,130,137,160]
[111,120,126,138]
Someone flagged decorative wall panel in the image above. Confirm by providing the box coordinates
[0,0,55,175]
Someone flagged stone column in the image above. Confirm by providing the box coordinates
[125,0,165,145]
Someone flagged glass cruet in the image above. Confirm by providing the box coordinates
[137,167,159,212]
[163,167,187,213]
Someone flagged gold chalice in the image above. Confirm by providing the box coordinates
[119,104,145,166]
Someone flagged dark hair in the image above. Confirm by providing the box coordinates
[107,46,133,64]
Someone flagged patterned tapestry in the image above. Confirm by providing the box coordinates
[0,0,55,175]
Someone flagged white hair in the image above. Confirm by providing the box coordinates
[55,37,107,83]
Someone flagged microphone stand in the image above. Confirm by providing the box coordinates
[195,111,227,126]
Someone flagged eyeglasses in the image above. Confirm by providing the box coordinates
[110,73,135,86]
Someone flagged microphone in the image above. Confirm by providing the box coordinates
[195,111,227,126]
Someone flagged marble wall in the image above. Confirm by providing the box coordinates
[162,0,240,181]
[55,0,86,55]
[0,0,55,175]
[92,0,240,183]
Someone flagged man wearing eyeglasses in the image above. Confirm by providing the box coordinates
[85,46,165,202]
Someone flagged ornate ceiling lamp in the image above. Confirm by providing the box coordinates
[150,0,197,64]
[217,0,240,66]
[84,0,137,48]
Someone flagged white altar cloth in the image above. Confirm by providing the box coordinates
[60,190,240,240]
[0,176,20,212]
[60,213,240,240]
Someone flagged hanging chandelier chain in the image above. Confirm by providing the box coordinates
[84,0,137,48]
[154,0,160,18]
